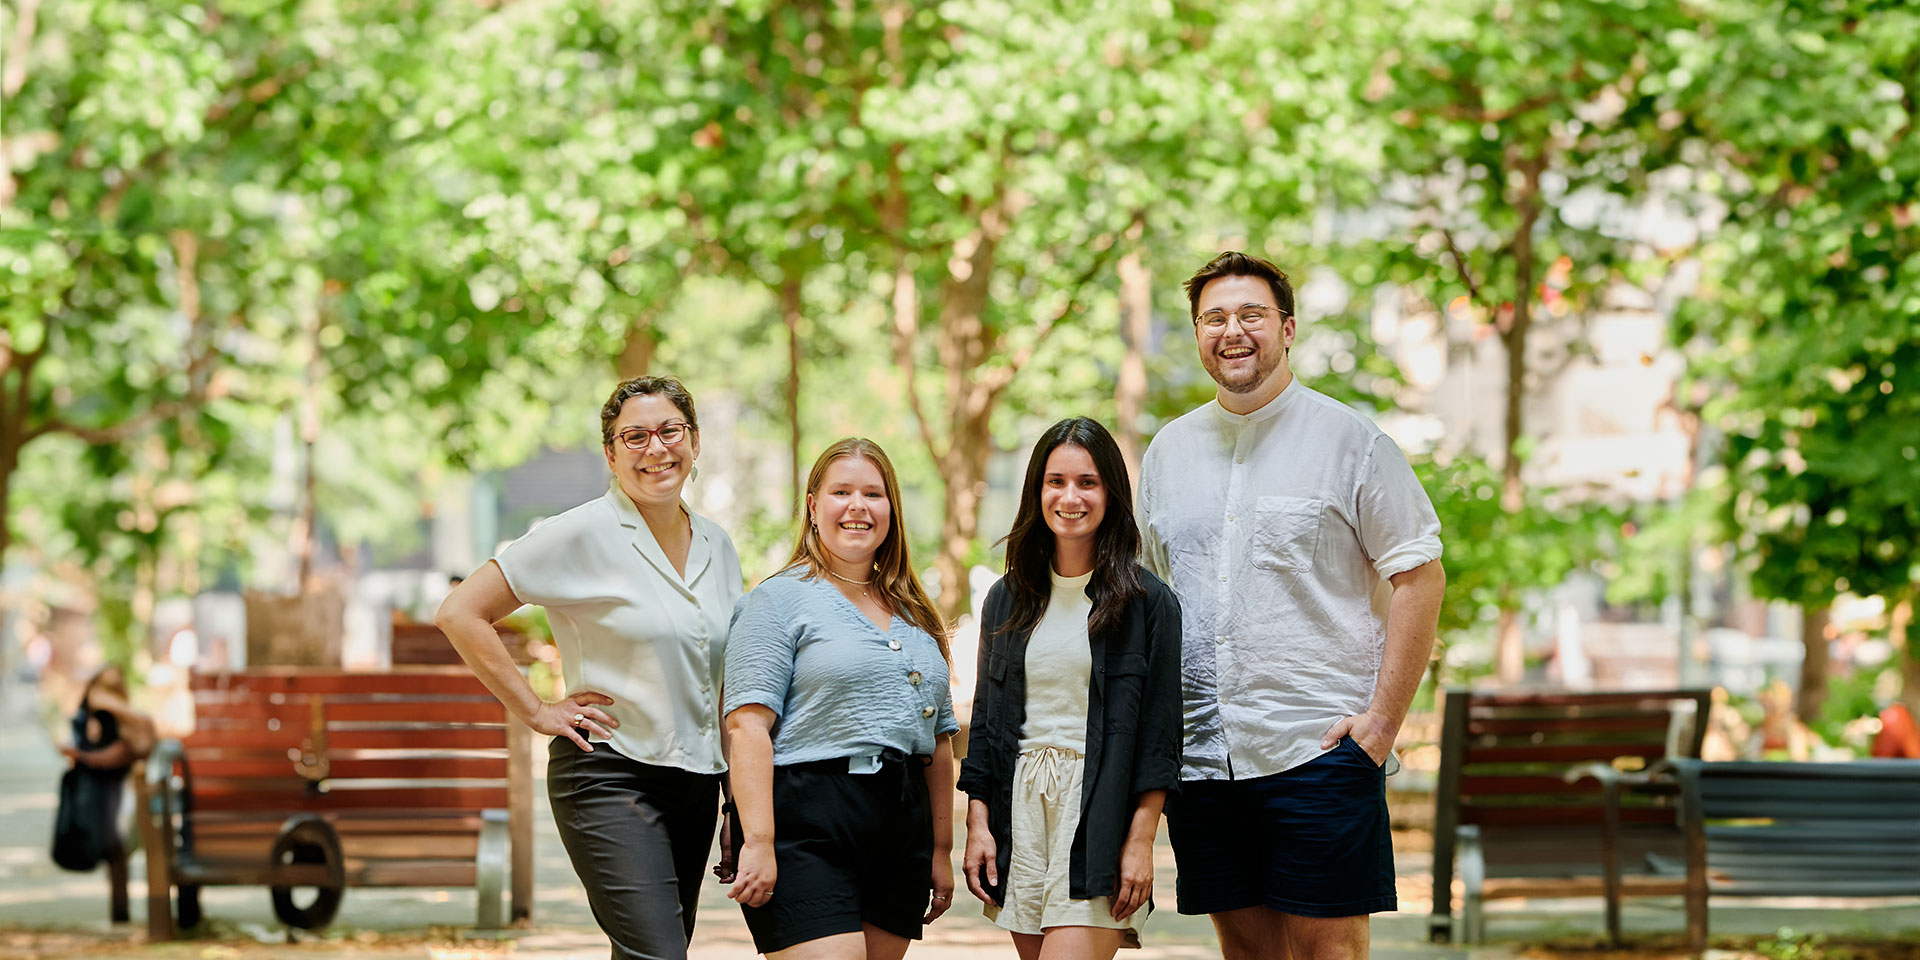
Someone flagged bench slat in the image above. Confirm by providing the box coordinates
[190,786,510,812]
[1710,879,1920,897]
[189,756,508,780]
[192,670,489,695]
[193,834,483,861]
[1468,715,1673,736]
[1465,743,1666,764]
[1462,805,1677,827]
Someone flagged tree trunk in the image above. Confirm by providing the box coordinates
[780,277,804,515]
[1492,155,1544,686]
[1496,607,1525,685]
[1798,604,1831,724]
[1115,252,1151,487]
[291,300,325,589]
[616,316,654,380]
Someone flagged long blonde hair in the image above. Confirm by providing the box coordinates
[782,437,950,658]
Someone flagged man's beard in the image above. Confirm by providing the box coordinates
[1204,344,1282,394]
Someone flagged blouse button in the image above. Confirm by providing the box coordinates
[908,671,923,686]
[920,706,936,719]
[888,638,902,651]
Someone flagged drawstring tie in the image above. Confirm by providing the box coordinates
[1018,745,1082,803]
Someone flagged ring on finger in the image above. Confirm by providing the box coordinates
[572,713,586,726]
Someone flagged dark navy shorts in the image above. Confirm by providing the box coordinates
[1165,736,1395,918]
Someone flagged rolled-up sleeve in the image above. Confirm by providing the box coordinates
[1132,583,1185,795]
[1356,434,1443,580]
[723,584,798,718]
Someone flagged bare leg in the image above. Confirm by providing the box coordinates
[1037,925,1129,960]
[770,931,865,960]
[1212,906,1292,960]
[1281,914,1368,960]
[862,923,910,960]
[107,846,130,924]
[1011,931,1045,960]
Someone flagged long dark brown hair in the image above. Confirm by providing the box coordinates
[781,437,950,658]
[996,417,1143,640]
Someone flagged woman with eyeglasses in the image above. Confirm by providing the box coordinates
[723,437,958,960]
[958,417,1183,960]
[438,375,742,960]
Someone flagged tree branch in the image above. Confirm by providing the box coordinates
[982,211,1143,403]
[33,232,219,444]
[1441,227,1487,307]
[890,258,945,464]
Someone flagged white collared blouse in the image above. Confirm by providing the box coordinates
[1140,380,1443,782]
[493,479,744,774]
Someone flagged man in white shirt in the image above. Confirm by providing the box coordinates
[1140,252,1446,960]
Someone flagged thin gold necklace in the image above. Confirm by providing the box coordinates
[828,568,874,596]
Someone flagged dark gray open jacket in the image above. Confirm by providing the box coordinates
[956,566,1183,903]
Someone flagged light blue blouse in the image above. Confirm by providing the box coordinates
[724,570,958,765]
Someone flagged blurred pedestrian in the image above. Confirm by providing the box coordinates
[723,437,958,960]
[959,417,1183,960]
[437,375,743,960]
[54,664,153,923]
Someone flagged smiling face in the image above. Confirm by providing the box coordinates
[1040,443,1106,551]
[602,393,699,510]
[808,455,892,569]
[1193,274,1295,396]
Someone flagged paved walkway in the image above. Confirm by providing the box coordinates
[1,696,1914,959]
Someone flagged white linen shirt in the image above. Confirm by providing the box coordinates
[493,479,743,774]
[1140,380,1442,781]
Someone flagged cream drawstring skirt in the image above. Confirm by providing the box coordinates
[984,746,1146,946]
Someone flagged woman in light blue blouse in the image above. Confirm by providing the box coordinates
[723,437,957,959]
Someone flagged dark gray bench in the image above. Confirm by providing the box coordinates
[1669,758,1920,951]
[1430,687,1710,943]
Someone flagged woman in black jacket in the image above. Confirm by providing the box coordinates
[958,417,1183,958]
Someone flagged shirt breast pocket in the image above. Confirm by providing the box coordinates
[1250,496,1324,572]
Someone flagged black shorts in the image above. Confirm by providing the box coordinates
[740,753,934,953]
[1165,737,1396,918]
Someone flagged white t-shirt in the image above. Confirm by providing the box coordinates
[1019,570,1093,755]
[1141,379,1442,781]
[493,479,743,774]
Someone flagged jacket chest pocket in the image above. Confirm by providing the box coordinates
[1250,496,1323,572]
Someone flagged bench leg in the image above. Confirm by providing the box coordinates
[1459,825,1486,944]
[137,764,176,941]
[1602,778,1624,945]
[475,809,509,930]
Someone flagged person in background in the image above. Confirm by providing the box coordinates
[58,664,154,923]
[437,375,743,960]
[723,437,958,960]
[959,417,1183,960]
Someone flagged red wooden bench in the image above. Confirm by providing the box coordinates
[137,669,534,938]
[1429,687,1710,943]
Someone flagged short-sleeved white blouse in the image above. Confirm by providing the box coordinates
[494,479,743,774]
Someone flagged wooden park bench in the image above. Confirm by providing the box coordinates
[389,619,534,667]
[1668,758,1920,952]
[137,669,534,938]
[1429,687,1711,943]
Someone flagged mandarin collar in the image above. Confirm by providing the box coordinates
[1209,375,1303,427]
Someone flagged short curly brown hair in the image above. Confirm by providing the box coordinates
[599,376,698,448]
